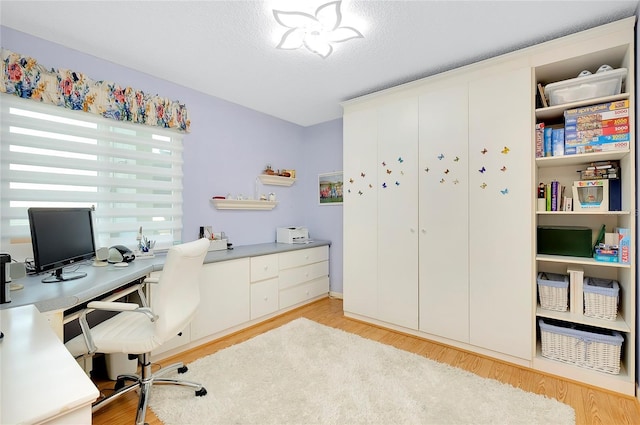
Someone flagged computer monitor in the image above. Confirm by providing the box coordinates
[28,207,97,283]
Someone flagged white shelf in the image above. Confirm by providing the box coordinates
[211,199,277,210]
[536,210,630,216]
[536,150,630,168]
[535,93,630,121]
[536,254,631,268]
[257,174,296,186]
[536,306,631,333]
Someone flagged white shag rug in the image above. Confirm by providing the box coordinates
[149,318,575,425]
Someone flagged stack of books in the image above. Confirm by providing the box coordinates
[578,160,619,180]
[564,100,629,155]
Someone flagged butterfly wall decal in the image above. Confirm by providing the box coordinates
[382,161,386,166]
[453,179,459,184]
[361,172,366,178]
[386,169,392,174]
[479,166,486,173]
[501,146,510,154]
[438,154,444,160]
[480,182,487,189]
[398,157,404,163]
[358,190,363,195]
[481,148,488,154]
[444,169,450,174]
[395,181,400,186]
[382,183,387,188]
[424,168,430,172]
[500,166,507,172]
[440,178,445,184]
[500,188,509,195]
[454,156,460,162]
[349,178,354,183]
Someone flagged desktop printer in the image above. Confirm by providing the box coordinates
[277,227,310,244]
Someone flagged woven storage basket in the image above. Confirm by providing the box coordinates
[537,272,569,312]
[583,277,619,321]
[539,319,623,374]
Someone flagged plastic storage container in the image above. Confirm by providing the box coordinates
[537,272,569,311]
[583,277,619,320]
[544,68,626,106]
[537,226,593,257]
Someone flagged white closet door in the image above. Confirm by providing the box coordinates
[468,66,533,360]
[418,84,470,342]
[377,97,419,329]
[343,107,379,319]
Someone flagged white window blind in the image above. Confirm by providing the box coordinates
[1,94,184,252]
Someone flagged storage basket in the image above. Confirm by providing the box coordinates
[537,272,569,312]
[539,319,623,374]
[583,277,619,320]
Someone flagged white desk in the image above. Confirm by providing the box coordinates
[0,305,99,424]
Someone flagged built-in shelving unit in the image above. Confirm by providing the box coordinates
[257,174,296,186]
[211,199,277,210]
[532,19,635,396]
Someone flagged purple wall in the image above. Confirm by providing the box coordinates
[1,26,344,293]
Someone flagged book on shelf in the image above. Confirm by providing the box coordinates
[537,83,548,108]
[563,100,629,120]
[535,122,544,158]
[543,127,552,157]
[615,227,630,264]
[551,128,565,156]
[565,116,629,132]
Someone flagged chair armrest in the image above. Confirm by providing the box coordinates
[78,302,158,354]
[87,300,139,311]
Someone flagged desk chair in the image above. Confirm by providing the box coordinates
[65,238,211,425]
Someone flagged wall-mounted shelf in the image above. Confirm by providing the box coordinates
[211,199,277,210]
[257,174,296,186]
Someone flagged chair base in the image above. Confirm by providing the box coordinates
[93,353,207,425]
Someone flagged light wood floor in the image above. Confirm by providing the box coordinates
[92,297,640,425]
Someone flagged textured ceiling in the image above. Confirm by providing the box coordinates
[1,1,638,127]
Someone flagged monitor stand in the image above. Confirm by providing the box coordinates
[42,268,87,283]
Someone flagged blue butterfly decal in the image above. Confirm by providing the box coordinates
[479,166,486,173]
[398,157,404,163]
[437,154,444,160]
[382,183,387,188]
[500,188,509,195]
[395,181,400,186]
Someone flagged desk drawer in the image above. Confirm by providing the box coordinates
[279,277,329,309]
[279,246,328,270]
[250,254,278,282]
[251,278,279,319]
[279,261,329,290]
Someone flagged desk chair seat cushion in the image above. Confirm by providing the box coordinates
[65,310,165,356]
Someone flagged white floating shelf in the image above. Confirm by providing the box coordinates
[257,174,296,186]
[211,199,277,210]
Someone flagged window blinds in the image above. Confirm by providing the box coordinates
[1,94,184,251]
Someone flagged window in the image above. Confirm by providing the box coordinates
[1,94,184,252]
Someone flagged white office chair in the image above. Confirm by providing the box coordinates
[65,238,211,425]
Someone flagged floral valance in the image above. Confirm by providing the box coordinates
[1,48,190,132]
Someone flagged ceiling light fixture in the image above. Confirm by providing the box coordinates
[273,0,363,59]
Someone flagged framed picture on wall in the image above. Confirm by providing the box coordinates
[318,172,343,205]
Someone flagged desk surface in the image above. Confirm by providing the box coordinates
[0,304,99,424]
[2,241,330,313]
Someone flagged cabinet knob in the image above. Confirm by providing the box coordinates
[263,265,268,270]
[263,296,268,301]
[421,229,426,234]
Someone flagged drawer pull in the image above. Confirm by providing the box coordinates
[263,296,268,301]
[263,266,268,270]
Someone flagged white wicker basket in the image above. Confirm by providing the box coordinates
[583,277,619,321]
[537,272,569,312]
[539,319,623,374]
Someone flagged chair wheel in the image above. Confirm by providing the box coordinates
[195,387,207,397]
[114,378,125,391]
[177,366,188,374]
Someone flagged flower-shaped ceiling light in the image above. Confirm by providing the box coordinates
[273,1,363,58]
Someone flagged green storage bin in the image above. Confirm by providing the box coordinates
[537,226,593,257]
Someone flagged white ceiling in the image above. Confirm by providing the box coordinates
[1,1,638,127]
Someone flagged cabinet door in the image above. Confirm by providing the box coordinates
[468,66,533,359]
[419,84,470,342]
[343,107,379,319]
[377,97,419,329]
[191,258,250,340]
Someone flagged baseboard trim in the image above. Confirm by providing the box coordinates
[329,291,343,299]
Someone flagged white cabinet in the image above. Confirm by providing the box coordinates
[467,66,533,359]
[250,254,279,320]
[343,97,419,329]
[418,83,470,342]
[344,16,635,395]
[191,258,250,340]
[278,246,329,309]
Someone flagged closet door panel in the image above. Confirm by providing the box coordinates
[418,85,470,342]
[343,107,379,319]
[468,66,533,360]
[377,97,419,329]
